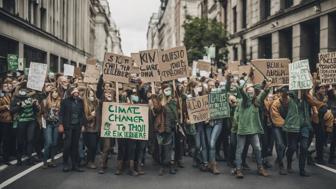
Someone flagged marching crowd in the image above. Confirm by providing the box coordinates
[0,67,335,179]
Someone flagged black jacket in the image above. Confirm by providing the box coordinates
[59,97,86,129]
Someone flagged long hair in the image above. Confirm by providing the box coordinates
[47,89,61,110]
[83,87,98,119]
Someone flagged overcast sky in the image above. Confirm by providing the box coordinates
[108,0,160,56]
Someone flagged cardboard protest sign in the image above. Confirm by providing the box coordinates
[103,53,132,83]
[84,64,100,83]
[238,64,252,77]
[251,59,289,85]
[63,64,74,77]
[87,58,96,65]
[27,62,48,91]
[74,67,82,78]
[7,54,18,71]
[318,52,336,85]
[208,90,230,119]
[133,49,161,82]
[289,59,313,90]
[101,102,149,140]
[186,95,209,124]
[227,61,239,73]
[197,60,211,72]
[319,52,336,64]
[158,46,188,81]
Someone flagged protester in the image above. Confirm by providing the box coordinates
[41,88,61,168]
[59,87,86,172]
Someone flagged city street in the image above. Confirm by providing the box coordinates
[1,153,336,189]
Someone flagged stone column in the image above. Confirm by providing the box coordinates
[272,31,280,59]
[292,24,301,62]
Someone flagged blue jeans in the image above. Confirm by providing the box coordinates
[194,123,208,164]
[43,122,59,162]
[205,124,222,162]
[273,126,286,165]
[235,134,262,169]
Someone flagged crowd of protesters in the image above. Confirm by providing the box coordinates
[0,66,335,178]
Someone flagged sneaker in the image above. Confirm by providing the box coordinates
[258,167,269,177]
[235,169,244,179]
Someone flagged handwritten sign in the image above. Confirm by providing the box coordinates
[103,53,132,83]
[319,52,336,85]
[186,95,209,124]
[289,59,313,90]
[84,64,100,83]
[197,61,211,72]
[158,46,188,81]
[7,54,18,71]
[209,90,230,119]
[63,64,74,77]
[133,49,161,82]
[251,59,289,85]
[27,62,48,91]
[101,103,149,140]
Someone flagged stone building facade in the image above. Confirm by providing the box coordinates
[0,0,122,74]
[223,0,336,72]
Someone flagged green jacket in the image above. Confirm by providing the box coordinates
[281,94,312,135]
[237,88,270,135]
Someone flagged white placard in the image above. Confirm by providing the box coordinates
[64,64,74,77]
[27,62,48,91]
[289,59,313,90]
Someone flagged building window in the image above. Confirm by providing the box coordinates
[241,39,247,64]
[279,28,293,61]
[260,0,271,21]
[242,0,247,29]
[2,0,15,14]
[233,6,237,33]
[233,46,238,61]
[282,0,293,9]
[24,45,47,68]
[60,58,68,72]
[49,54,59,73]
[40,7,47,30]
[0,36,18,74]
[258,34,272,59]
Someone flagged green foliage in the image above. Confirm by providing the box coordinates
[183,17,229,66]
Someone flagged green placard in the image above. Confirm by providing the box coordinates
[7,54,18,71]
[209,90,230,119]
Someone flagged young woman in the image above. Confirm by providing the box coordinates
[235,80,271,178]
[42,89,61,168]
[83,87,99,169]
[153,83,178,176]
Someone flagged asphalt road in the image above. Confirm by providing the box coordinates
[0,152,335,189]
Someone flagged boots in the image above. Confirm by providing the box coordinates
[279,162,287,175]
[210,161,220,175]
[258,167,269,177]
[287,159,294,174]
[115,160,123,175]
[169,162,176,174]
[235,169,244,179]
[128,160,138,176]
[136,161,145,175]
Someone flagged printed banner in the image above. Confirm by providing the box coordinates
[158,46,188,81]
[103,53,132,83]
[27,62,48,91]
[209,90,230,119]
[289,59,313,90]
[186,95,209,124]
[251,59,290,85]
[101,102,149,140]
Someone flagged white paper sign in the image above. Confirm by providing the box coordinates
[64,64,74,77]
[289,59,313,90]
[27,62,48,91]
